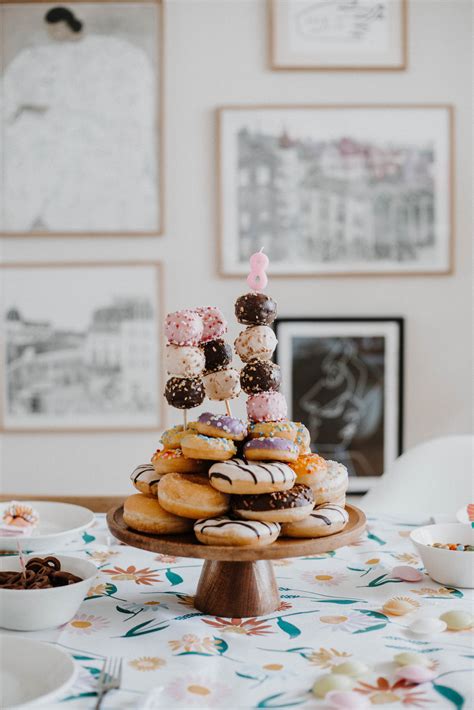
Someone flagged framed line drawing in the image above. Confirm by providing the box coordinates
[275,317,404,491]
[269,0,408,71]
[218,105,454,276]
[0,262,164,432]
[0,0,164,236]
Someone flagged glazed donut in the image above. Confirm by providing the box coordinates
[195,412,247,441]
[240,360,281,395]
[165,344,205,378]
[203,368,241,401]
[151,448,207,475]
[294,422,311,453]
[234,293,277,326]
[281,504,349,538]
[164,376,205,410]
[123,494,193,535]
[158,473,230,519]
[130,464,162,497]
[195,306,227,343]
[290,455,348,505]
[232,484,314,523]
[181,434,236,461]
[201,339,232,374]
[160,425,197,450]
[247,391,287,423]
[194,516,280,547]
[248,420,297,442]
[243,437,299,463]
[164,309,203,346]
[234,326,277,363]
[209,458,296,495]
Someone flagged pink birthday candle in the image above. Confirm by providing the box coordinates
[247,247,269,291]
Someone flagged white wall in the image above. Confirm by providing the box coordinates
[1,0,472,495]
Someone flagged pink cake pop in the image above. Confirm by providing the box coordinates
[195,306,227,343]
[246,391,287,423]
[164,309,203,346]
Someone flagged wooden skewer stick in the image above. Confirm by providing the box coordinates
[16,539,26,582]
[225,400,232,417]
[183,410,188,429]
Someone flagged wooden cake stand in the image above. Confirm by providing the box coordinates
[107,504,366,618]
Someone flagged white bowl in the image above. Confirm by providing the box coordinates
[1,637,77,708]
[410,523,474,589]
[0,555,98,631]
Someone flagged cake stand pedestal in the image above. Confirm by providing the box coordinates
[107,504,366,618]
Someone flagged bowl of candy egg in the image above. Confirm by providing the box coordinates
[410,523,474,589]
[0,554,98,631]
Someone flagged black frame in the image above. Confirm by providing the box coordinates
[274,317,404,483]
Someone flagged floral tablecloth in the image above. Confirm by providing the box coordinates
[3,514,473,709]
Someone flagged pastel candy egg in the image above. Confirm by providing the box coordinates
[439,610,474,631]
[332,661,369,678]
[394,652,431,667]
[395,665,436,684]
[391,565,423,582]
[382,597,419,616]
[195,306,227,343]
[326,690,371,709]
[165,309,203,346]
[312,673,353,699]
[409,617,447,636]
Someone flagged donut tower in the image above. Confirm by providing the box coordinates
[125,251,350,549]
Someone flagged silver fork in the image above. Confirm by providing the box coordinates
[94,657,123,709]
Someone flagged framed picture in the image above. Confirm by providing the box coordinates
[218,105,454,276]
[269,0,407,71]
[0,0,164,237]
[275,317,404,491]
[0,262,164,432]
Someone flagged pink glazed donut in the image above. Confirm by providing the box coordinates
[246,391,287,423]
[196,306,227,343]
[164,309,203,346]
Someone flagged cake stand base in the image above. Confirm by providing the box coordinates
[195,560,279,617]
[106,504,366,617]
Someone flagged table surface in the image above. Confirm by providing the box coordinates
[2,514,473,709]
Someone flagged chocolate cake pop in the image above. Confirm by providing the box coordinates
[240,359,281,394]
[234,292,277,326]
[164,376,205,409]
[201,339,232,373]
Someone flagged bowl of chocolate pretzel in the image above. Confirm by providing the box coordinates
[0,554,98,631]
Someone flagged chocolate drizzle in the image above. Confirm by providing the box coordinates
[209,458,294,486]
[194,517,279,538]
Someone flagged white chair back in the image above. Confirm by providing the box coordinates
[361,435,474,518]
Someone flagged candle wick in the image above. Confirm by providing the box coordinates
[259,247,264,253]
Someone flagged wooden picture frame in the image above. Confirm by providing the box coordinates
[275,317,404,492]
[0,0,165,237]
[217,104,455,277]
[269,0,408,71]
[0,261,165,432]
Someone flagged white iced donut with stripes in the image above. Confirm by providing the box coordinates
[194,516,280,547]
[281,504,349,538]
[130,464,162,498]
[208,458,296,495]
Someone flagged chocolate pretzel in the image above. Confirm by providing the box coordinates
[0,556,82,589]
